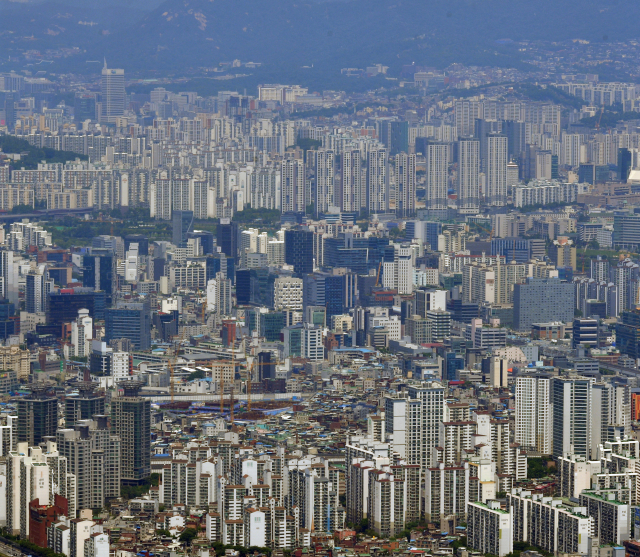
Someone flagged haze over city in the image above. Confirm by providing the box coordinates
[3,4,640,557]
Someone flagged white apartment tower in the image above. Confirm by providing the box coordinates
[515,375,551,454]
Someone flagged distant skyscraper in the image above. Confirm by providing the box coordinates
[457,138,480,214]
[312,149,336,216]
[100,61,125,124]
[110,382,150,485]
[395,152,416,217]
[425,142,449,210]
[366,148,388,214]
[341,150,363,213]
[172,210,194,247]
[486,134,508,206]
[284,228,314,277]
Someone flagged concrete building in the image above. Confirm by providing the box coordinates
[515,375,552,454]
[467,500,513,557]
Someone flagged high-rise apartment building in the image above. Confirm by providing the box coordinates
[551,376,593,459]
[341,150,363,212]
[458,138,480,214]
[57,417,121,509]
[281,158,305,213]
[395,152,416,217]
[64,383,105,429]
[425,142,449,210]
[486,134,508,206]
[312,149,335,215]
[366,149,389,213]
[17,384,58,447]
[515,374,551,454]
[100,61,125,124]
[110,382,150,485]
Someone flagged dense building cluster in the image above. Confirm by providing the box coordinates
[4,62,640,557]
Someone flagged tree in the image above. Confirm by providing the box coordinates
[179,528,198,545]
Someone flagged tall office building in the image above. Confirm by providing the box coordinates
[110,382,150,485]
[284,228,314,277]
[619,148,632,182]
[25,270,53,314]
[515,374,551,454]
[83,250,117,300]
[513,278,575,331]
[312,149,335,215]
[100,61,125,124]
[425,142,449,210]
[105,300,151,350]
[216,218,239,259]
[17,384,58,447]
[551,375,593,458]
[395,152,416,217]
[341,150,363,213]
[486,135,508,206]
[172,210,194,247]
[64,383,105,429]
[457,138,480,214]
[366,148,389,214]
[281,158,305,213]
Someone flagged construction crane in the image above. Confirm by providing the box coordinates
[475,222,494,241]
[375,262,382,287]
[595,105,605,131]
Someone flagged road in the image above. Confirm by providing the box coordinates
[0,540,29,557]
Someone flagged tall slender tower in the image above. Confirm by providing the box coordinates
[312,149,336,216]
[425,142,449,210]
[457,138,480,214]
[486,134,508,206]
[281,158,305,213]
[366,148,389,214]
[100,60,125,124]
[340,150,362,213]
[396,152,416,217]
